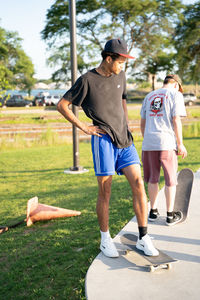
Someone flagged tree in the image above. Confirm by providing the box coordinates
[0,26,36,95]
[133,34,176,89]
[144,52,175,90]
[47,43,93,83]
[41,0,184,83]
[175,1,200,88]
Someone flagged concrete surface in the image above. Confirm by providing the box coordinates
[85,169,200,300]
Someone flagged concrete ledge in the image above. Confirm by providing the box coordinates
[85,169,200,300]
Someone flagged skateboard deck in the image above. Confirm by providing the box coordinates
[174,168,194,223]
[120,233,177,272]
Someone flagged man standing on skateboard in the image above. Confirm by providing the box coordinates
[140,74,187,225]
[57,39,158,257]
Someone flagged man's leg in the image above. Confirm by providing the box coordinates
[165,184,182,225]
[122,164,147,226]
[161,150,183,225]
[122,164,158,256]
[91,135,119,257]
[148,182,160,221]
[96,175,112,232]
[165,185,176,212]
[142,151,161,220]
[148,182,159,209]
[96,175,119,257]
[161,150,178,212]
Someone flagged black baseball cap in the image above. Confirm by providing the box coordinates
[104,39,135,59]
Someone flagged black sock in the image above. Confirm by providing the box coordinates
[138,226,147,239]
[167,211,173,217]
[151,208,158,213]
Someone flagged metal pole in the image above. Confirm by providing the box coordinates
[69,0,81,171]
[65,0,88,174]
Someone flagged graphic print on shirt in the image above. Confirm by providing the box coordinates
[150,96,163,114]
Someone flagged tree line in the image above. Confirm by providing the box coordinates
[42,0,200,89]
[0,0,199,96]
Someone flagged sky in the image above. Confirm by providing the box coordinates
[0,0,54,79]
[0,0,198,80]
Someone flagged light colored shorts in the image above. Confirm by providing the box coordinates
[91,134,140,176]
[142,150,178,186]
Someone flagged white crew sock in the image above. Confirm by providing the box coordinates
[100,230,110,241]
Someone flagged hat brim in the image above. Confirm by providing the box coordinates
[178,84,183,93]
[118,53,135,59]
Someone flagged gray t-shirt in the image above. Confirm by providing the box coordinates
[140,87,186,151]
[63,69,133,148]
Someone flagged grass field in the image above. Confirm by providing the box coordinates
[0,135,200,299]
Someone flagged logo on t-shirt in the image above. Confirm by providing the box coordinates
[150,96,163,113]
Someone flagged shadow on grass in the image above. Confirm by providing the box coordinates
[184,136,200,140]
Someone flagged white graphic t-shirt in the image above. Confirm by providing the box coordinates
[140,87,186,151]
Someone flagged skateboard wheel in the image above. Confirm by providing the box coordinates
[149,266,155,272]
[166,263,172,270]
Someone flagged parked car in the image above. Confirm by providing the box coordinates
[44,95,52,105]
[32,95,46,106]
[51,95,60,105]
[183,93,197,106]
[44,95,60,106]
[5,95,32,107]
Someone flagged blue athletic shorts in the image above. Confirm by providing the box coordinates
[91,134,140,176]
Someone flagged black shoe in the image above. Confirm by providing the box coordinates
[166,211,183,226]
[148,209,160,221]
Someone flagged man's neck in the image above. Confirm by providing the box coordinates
[96,63,112,77]
[163,83,177,90]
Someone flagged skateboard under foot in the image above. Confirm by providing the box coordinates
[121,233,177,272]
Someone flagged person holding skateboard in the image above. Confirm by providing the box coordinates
[140,74,187,226]
[57,39,158,257]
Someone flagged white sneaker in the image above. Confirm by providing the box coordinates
[100,237,119,258]
[136,234,159,256]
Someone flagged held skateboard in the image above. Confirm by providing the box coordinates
[174,168,194,223]
[120,233,177,272]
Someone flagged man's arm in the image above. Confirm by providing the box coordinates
[173,115,187,158]
[57,98,105,136]
[140,118,146,137]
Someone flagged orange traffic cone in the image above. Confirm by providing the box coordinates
[26,196,81,226]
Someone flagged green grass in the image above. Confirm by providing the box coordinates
[183,122,200,138]
[0,143,134,300]
[0,110,91,125]
[0,137,200,299]
[186,107,200,118]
